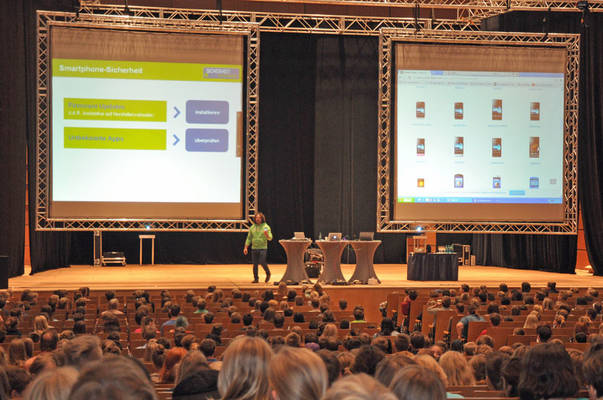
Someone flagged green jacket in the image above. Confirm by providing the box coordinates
[245,222,273,249]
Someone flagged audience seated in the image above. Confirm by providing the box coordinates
[0,283,599,400]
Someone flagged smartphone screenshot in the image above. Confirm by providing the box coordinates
[416,101,425,118]
[529,136,540,158]
[454,102,464,120]
[492,99,503,120]
[454,137,464,155]
[530,102,540,121]
[492,138,502,157]
[492,176,501,189]
[416,138,425,156]
[454,174,464,188]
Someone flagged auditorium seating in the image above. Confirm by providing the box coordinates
[1,284,601,399]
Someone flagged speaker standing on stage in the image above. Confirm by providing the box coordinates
[243,213,272,283]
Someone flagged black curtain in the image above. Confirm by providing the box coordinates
[25,0,74,274]
[479,11,602,275]
[313,36,405,263]
[0,1,28,278]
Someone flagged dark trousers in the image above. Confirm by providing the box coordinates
[251,249,270,279]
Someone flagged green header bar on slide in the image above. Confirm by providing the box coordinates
[64,98,167,122]
[52,58,242,82]
[64,127,166,150]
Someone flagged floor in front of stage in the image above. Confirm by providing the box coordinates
[8,264,603,291]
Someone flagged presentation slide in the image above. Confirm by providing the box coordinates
[393,43,567,222]
[49,27,245,219]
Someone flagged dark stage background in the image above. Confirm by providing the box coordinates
[1,1,601,277]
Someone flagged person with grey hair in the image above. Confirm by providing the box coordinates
[62,335,102,369]
[69,356,157,400]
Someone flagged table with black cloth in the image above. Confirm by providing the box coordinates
[407,253,459,281]
[278,239,312,284]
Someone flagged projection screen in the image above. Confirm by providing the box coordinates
[393,43,567,222]
[49,26,245,220]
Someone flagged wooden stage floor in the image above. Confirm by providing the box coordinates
[9,263,603,291]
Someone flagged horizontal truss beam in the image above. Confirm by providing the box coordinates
[77,5,480,32]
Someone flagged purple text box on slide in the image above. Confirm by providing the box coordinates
[185,129,228,152]
[186,100,229,124]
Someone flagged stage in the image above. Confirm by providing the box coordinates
[10,263,601,291]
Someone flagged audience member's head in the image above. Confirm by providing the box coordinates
[374,353,416,387]
[390,365,446,400]
[6,365,31,397]
[518,342,578,400]
[218,336,273,400]
[394,334,411,353]
[439,350,475,386]
[536,324,552,343]
[159,347,187,384]
[40,329,59,353]
[322,373,396,400]
[469,353,487,382]
[583,346,603,400]
[69,356,157,400]
[414,354,448,387]
[351,345,385,376]
[484,351,509,391]
[270,346,328,400]
[317,350,341,386]
[175,351,209,386]
[62,335,102,370]
[8,339,28,367]
[24,366,78,400]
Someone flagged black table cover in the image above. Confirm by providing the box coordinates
[407,253,458,281]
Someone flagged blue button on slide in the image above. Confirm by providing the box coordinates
[186,100,229,124]
[185,129,228,152]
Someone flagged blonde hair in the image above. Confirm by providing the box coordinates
[34,315,49,333]
[218,336,273,400]
[24,367,78,400]
[439,351,476,386]
[542,298,554,310]
[523,313,539,329]
[269,347,327,400]
[322,373,396,400]
[321,323,338,340]
[414,354,448,386]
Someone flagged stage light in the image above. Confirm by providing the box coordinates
[145,224,151,231]
[416,226,423,232]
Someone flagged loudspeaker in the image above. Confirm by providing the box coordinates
[0,256,8,289]
[93,231,101,266]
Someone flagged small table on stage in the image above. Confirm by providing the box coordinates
[407,253,458,281]
[279,239,312,284]
[315,240,348,284]
[348,240,382,284]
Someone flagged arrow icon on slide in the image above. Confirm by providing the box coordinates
[173,106,180,118]
[172,134,180,146]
